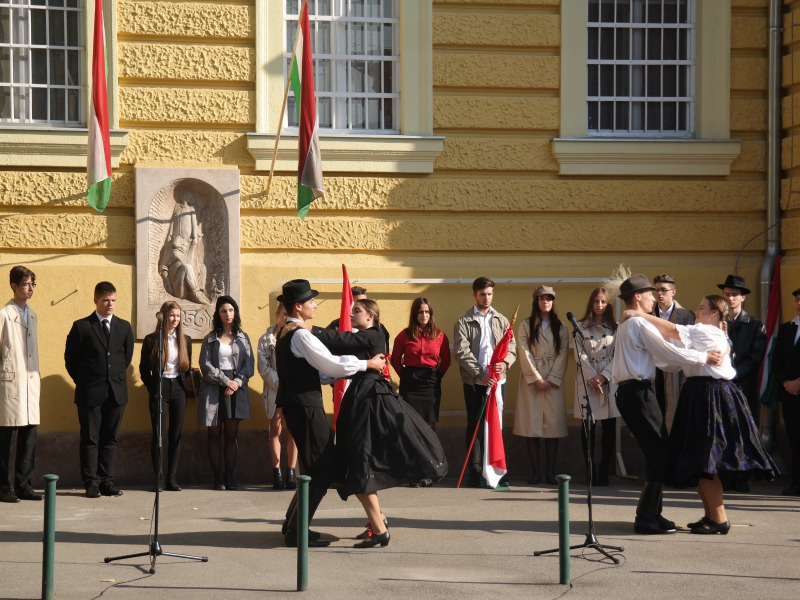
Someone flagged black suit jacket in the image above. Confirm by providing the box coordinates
[774,320,800,403]
[728,309,767,401]
[139,332,193,396]
[65,313,134,407]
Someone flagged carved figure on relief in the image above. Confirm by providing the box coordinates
[148,179,229,326]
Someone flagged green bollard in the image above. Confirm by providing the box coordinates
[557,474,571,585]
[296,475,310,591]
[41,474,59,600]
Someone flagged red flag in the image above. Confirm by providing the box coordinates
[332,265,353,428]
[483,326,513,487]
[758,256,781,413]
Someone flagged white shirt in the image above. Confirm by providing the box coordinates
[657,303,675,321]
[674,324,737,379]
[474,305,498,378]
[13,301,29,327]
[218,342,234,370]
[95,312,113,327]
[163,332,180,378]
[611,317,707,384]
[287,318,367,378]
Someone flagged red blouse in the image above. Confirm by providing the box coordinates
[391,329,451,377]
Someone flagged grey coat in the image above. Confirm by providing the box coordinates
[197,330,254,426]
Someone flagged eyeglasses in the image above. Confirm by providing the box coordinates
[16,282,36,289]
[654,287,673,294]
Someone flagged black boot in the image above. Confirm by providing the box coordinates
[166,472,181,492]
[544,438,559,485]
[284,487,330,547]
[634,481,675,534]
[285,468,297,490]
[273,468,286,490]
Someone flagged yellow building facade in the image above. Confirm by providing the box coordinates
[1,0,794,483]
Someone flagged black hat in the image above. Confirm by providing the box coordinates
[619,274,656,297]
[277,279,319,304]
[717,274,751,295]
[793,288,800,297]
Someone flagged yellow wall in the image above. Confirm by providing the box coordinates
[784,0,800,314]
[0,1,778,435]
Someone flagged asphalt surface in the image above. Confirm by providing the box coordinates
[1,476,798,599]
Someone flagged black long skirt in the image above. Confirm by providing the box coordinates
[335,371,448,500]
[669,376,778,487]
[399,366,441,423]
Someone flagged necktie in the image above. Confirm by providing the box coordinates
[101,319,110,342]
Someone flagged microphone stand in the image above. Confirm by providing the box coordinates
[534,320,623,563]
[105,316,208,573]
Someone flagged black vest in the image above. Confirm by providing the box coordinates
[275,327,323,408]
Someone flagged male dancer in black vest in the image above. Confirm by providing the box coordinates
[276,279,385,547]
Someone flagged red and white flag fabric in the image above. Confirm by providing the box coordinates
[482,325,513,488]
[758,256,781,413]
[87,0,111,211]
[289,2,324,219]
[332,264,353,428]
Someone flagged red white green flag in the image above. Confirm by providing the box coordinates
[758,256,781,413]
[332,264,353,429]
[289,2,324,219]
[87,0,111,212]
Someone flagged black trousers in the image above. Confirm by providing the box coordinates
[77,386,126,487]
[282,405,335,491]
[615,380,669,482]
[783,398,800,486]
[149,377,187,477]
[463,383,496,474]
[0,424,37,492]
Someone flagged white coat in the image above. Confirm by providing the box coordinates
[0,300,40,426]
[573,321,620,421]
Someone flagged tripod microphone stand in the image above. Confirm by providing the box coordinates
[534,314,623,563]
[105,313,208,573]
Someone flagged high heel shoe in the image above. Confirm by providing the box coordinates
[353,529,390,548]
[690,519,730,535]
[355,516,388,540]
[687,515,711,529]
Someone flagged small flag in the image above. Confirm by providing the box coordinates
[332,264,353,428]
[289,3,324,219]
[758,256,781,413]
[87,0,111,212]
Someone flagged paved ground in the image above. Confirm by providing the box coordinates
[1,476,798,599]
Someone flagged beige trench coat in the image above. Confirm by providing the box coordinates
[0,300,40,426]
[573,321,620,421]
[513,318,568,438]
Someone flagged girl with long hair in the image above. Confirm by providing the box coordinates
[573,288,619,486]
[622,294,777,534]
[198,295,254,490]
[513,285,569,484]
[139,301,192,491]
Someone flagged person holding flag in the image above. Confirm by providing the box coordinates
[453,277,517,488]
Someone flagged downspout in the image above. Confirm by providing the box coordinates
[760,0,782,449]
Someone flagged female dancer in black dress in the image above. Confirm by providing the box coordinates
[140,301,192,491]
[321,299,447,548]
[623,295,777,534]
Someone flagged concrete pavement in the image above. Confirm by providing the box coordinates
[1,477,799,599]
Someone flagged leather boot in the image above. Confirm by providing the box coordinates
[285,468,297,490]
[166,472,181,491]
[273,468,286,490]
[635,481,675,534]
[284,486,330,547]
[656,490,676,531]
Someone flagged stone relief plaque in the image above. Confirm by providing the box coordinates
[135,167,241,339]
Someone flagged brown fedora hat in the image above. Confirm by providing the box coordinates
[619,274,656,297]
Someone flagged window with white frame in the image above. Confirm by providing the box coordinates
[0,0,84,126]
[587,0,694,136]
[284,0,398,133]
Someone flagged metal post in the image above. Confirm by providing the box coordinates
[557,474,571,585]
[41,474,59,600]
[296,475,310,591]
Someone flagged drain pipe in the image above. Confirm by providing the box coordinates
[760,0,782,449]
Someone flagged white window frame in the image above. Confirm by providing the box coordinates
[247,0,443,174]
[0,0,127,168]
[553,0,740,176]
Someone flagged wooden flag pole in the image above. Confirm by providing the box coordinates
[265,0,307,199]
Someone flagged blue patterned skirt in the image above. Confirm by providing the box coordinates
[669,376,778,487]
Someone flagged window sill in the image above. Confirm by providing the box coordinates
[0,127,129,168]
[551,138,742,176]
[246,133,445,174]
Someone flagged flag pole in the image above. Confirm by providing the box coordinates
[265,0,307,199]
[457,306,519,489]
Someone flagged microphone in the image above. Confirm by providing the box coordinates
[156,312,164,322]
[566,312,584,339]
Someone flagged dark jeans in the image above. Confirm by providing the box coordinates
[615,380,669,482]
[783,398,800,486]
[77,386,125,487]
[149,377,187,477]
[463,383,504,475]
[0,424,37,491]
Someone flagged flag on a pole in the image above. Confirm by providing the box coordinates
[332,264,353,428]
[87,0,111,212]
[482,324,513,488]
[289,2,324,219]
[758,256,781,412]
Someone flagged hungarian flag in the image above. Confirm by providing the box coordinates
[289,2,324,219]
[482,325,512,488]
[332,264,353,428]
[758,256,781,413]
[87,0,111,212]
